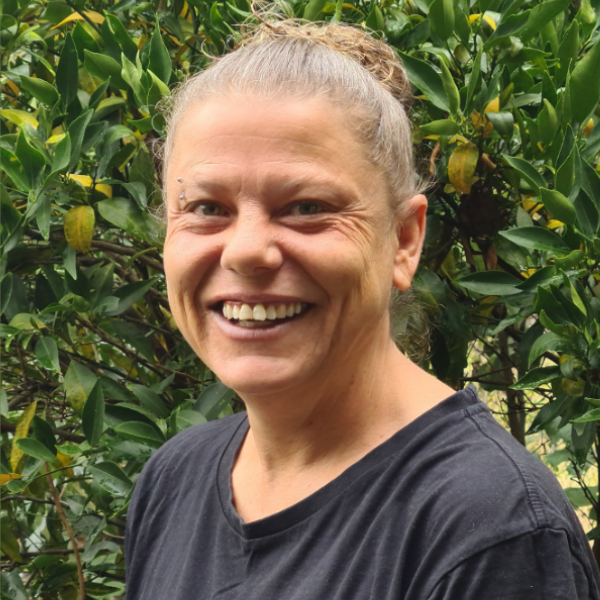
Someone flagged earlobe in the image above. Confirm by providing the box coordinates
[392,194,428,291]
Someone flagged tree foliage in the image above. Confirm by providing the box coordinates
[1,0,600,595]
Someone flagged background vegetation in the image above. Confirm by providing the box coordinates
[1,0,600,596]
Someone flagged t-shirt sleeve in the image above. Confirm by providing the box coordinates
[427,527,600,600]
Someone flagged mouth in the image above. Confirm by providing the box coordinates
[211,300,312,328]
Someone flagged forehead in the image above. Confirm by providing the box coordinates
[166,95,383,197]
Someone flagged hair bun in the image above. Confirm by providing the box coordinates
[236,17,413,112]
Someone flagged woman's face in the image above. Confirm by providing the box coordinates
[164,95,425,396]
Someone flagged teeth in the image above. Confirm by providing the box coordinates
[253,304,267,321]
[221,301,308,323]
[239,304,253,320]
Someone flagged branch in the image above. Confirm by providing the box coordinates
[1,494,69,508]
[45,463,86,600]
[91,240,164,273]
[1,417,85,443]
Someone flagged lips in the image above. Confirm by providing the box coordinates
[212,300,311,328]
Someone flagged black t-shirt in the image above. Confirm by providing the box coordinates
[125,387,600,599]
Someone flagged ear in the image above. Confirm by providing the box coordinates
[392,194,428,291]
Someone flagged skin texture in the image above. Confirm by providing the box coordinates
[164,95,454,522]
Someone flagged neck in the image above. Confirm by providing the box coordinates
[239,334,450,479]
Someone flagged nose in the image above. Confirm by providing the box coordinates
[220,206,284,276]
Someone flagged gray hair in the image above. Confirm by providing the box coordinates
[162,19,421,213]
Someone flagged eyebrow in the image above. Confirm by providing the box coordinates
[180,173,356,204]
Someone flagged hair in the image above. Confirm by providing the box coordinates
[161,15,423,212]
[160,13,430,360]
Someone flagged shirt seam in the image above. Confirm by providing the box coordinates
[424,525,593,600]
[466,408,547,529]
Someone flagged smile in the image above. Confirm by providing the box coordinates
[217,301,311,328]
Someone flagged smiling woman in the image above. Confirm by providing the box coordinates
[124,18,600,600]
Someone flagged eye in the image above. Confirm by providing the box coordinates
[193,202,229,217]
[288,201,328,216]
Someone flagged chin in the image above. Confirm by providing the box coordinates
[211,356,314,398]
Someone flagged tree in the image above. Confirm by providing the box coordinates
[1,0,599,595]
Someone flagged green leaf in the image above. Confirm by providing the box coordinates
[581,159,600,205]
[521,0,571,39]
[540,188,575,225]
[304,0,326,20]
[104,13,138,62]
[52,132,71,173]
[529,332,572,366]
[67,109,93,171]
[148,20,171,85]
[72,20,100,62]
[105,278,157,316]
[528,396,569,434]
[104,403,160,432]
[114,421,164,447]
[1,571,29,600]
[562,271,587,317]
[19,75,59,106]
[130,384,168,418]
[55,32,79,106]
[15,438,57,463]
[555,144,576,197]
[573,408,600,423]
[176,409,207,431]
[64,360,97,414]
[501,154,546,193]
[398,52,450,112]
[438,58,460,116]
[556,19,579,85]
[510,366,562,390]
[485,112,514,137]
[538,99,559,145]
[84,50,128,90]
[0,148,29,192]
[121,53,145,106]
[1,274,13,316]
[88,461,133,495]
[420,120,459,136]
[15,130,46,190]
[465,47,482,113]
[121,181,148,210]
[110,320,154,361]
[193,382,235,420]
[146,69,171,109]
[484,11,530,50]
[456,271,522,295]
[96,197,156,241]
[32,416,57,455]
[82,381,105,446]
[34,336,59,371]
[499,226,569,252]
[89,78,112,110]
[366,6,385,32]
[428,0,454,40]
[570,38,600,124]
[91,97,127,123]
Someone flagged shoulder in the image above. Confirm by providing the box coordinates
[129,412,246,506]
[404,388,590,578]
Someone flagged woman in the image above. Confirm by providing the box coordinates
[125,20,600,599]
